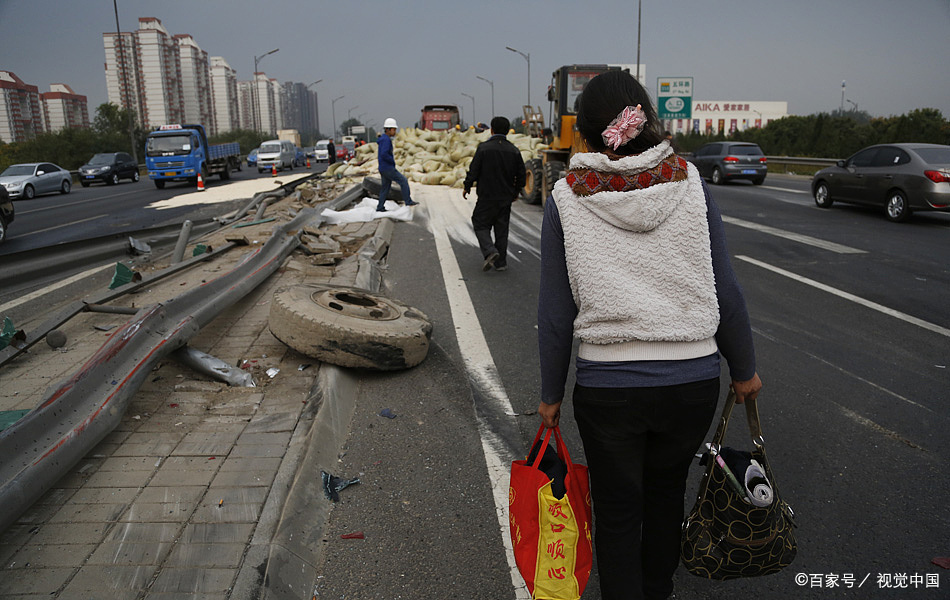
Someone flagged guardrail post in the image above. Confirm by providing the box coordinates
[172,220,194,264]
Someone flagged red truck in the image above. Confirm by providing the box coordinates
[419,105,460,131]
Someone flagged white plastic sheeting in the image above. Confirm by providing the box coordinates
[322,198,415,225]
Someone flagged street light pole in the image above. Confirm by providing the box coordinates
[476,75,494,118]
[331,95,345,141]
[112,0,137,163]
[505,46,530,108]
[462,93,475,127]
[253,48,279,133]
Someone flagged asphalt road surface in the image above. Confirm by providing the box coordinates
[372,173,949,599]
[0,162,324,255]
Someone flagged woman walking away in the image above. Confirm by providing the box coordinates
[536,69,762,600]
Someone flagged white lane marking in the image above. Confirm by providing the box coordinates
[752,327,932,412]
[0,263,114,314]
[760,185,809,195]
[25,214,104,236]
[722,216,866,254]
[419,184,531,599]
[737,255,950,338]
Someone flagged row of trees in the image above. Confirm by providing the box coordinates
[2,104,948,172]
[0,103,305,172]
[672,108,949,159]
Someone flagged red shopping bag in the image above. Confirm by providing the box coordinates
[509,425,593,600]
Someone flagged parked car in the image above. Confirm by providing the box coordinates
[314,140,330,162]
[0,185,14,244]
[78,152,139,186]
[247,148,258,168]
[0,162,72,199]
[689,141,767,185]
[812,143,950,223]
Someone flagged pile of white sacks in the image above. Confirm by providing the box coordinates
[324,127,547,188]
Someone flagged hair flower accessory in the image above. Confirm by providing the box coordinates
[601,104,647,150]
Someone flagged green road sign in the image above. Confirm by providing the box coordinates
[657,77,693,120]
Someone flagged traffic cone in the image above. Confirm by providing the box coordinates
[197,172,205,191]
[271,164,277,177]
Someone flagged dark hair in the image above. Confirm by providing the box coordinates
[576,70,663,155]
[490,116,510,134]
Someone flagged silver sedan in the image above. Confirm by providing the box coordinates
[0,162,72,200]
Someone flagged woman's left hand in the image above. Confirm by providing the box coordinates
[538,400,562,428]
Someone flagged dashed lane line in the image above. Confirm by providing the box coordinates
[737,255,950,338]
[723,216,866,254]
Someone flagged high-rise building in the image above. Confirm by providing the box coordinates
[103,30,144,125]
[253,73,277,135]
[41,84,90,132]
[236,80,255,131]
[104,17,184,129]
[210,57,239,135]
[0,70,43,143]
[283,82,320,143]
[175,34,213,132]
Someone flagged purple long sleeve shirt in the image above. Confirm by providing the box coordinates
[538,182,757,405]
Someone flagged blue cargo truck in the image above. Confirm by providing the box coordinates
[145,124,241,189]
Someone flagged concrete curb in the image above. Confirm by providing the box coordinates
[231,215,396,600]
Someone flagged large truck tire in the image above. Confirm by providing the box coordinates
[543,160,566,200]
[362,176,404,202]
[521,158,542,204]
[268,284,432,370]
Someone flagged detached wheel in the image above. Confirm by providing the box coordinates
[711,167,724,185]
[814,181,833,208]
[521,158,542,204]
[269,285,433,370]
[885,190,911,222]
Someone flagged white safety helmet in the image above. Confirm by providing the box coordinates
[383,117,398,129]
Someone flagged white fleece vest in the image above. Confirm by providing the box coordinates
[552,143,720,362]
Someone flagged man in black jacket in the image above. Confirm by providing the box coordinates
[463,116,526,272]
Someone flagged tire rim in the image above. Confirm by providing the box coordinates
[887,195,904,218]
[816,185,827,204]
[312,289,401,321]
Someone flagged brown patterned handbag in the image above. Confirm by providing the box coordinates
[681,389,797,579]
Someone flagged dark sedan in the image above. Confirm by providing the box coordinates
[0,186,13,244]
[812,143,950,222]
[690,141,767,185]
[78,152,140,186]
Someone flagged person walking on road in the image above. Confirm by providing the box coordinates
[463,116,526,271]
[327,139,336,165]
[376,118,417,212]
[537,70,762,600]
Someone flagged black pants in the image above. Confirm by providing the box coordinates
[471,198,511,267]
[573,378,720,600]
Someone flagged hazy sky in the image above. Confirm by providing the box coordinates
[2,0,948,135]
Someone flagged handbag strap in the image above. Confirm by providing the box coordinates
[530,424,554,469]
[711,388,765,451]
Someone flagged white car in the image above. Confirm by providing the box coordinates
[314,139,331,163]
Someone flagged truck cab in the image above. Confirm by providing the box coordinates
[419,105,460,131]
[145,124,240,189]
